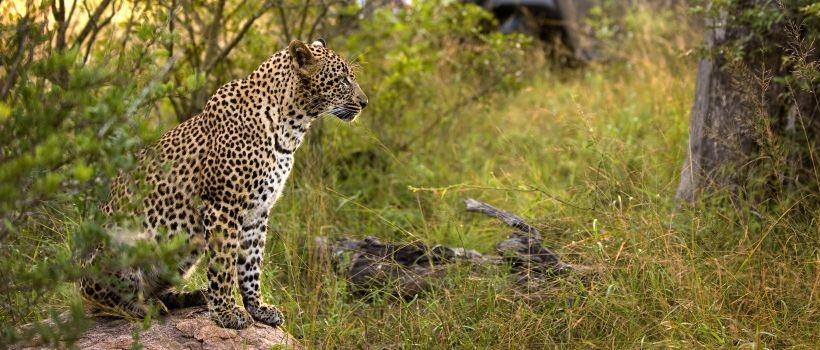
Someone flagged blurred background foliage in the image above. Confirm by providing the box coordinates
[1,0,819,348]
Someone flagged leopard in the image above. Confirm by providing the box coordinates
[79,39,367,329]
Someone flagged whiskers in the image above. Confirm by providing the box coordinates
[327,104,361,121]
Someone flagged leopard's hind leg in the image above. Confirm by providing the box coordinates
[78,246,170,318]
[81,261,206,317]
[79,270,152,318]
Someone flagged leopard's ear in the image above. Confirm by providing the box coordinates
[311,38,326,47]
[288,39,319,76]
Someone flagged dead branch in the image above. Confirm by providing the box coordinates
[464,198,541,238]
[464,198,574,274]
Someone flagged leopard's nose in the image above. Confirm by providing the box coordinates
[359,99,368,109]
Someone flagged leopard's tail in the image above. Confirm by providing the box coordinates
[158,289,207,309]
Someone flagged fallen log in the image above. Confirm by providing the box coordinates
[465,198,576,277]
[314,235,494,298]
[314,198,579,298]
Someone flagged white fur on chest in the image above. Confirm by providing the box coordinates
[245,152,294,222]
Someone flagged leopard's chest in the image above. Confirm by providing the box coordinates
[245,152,294,221]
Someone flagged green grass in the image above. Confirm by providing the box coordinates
[257,9,820,349]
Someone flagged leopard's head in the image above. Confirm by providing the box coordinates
[288,39,367,121]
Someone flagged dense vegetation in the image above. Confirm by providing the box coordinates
[1,0,818,348]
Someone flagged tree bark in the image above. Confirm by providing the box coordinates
[675,9,755,202]
[676,2,819,202]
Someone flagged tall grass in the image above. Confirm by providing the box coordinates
[260,6,820,349]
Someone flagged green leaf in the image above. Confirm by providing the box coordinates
[73,161,94,182]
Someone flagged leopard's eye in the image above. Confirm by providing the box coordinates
[339,76,350,88]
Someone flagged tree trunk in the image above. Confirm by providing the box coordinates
[675,10,754,202]
[676,2,820,202]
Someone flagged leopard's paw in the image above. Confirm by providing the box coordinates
[247,303,284,327]
[211,305,253,329]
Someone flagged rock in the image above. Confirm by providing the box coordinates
[15,307,301,350]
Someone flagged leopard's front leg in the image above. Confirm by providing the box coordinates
[203,199,253,329]
[238,212,284,327]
